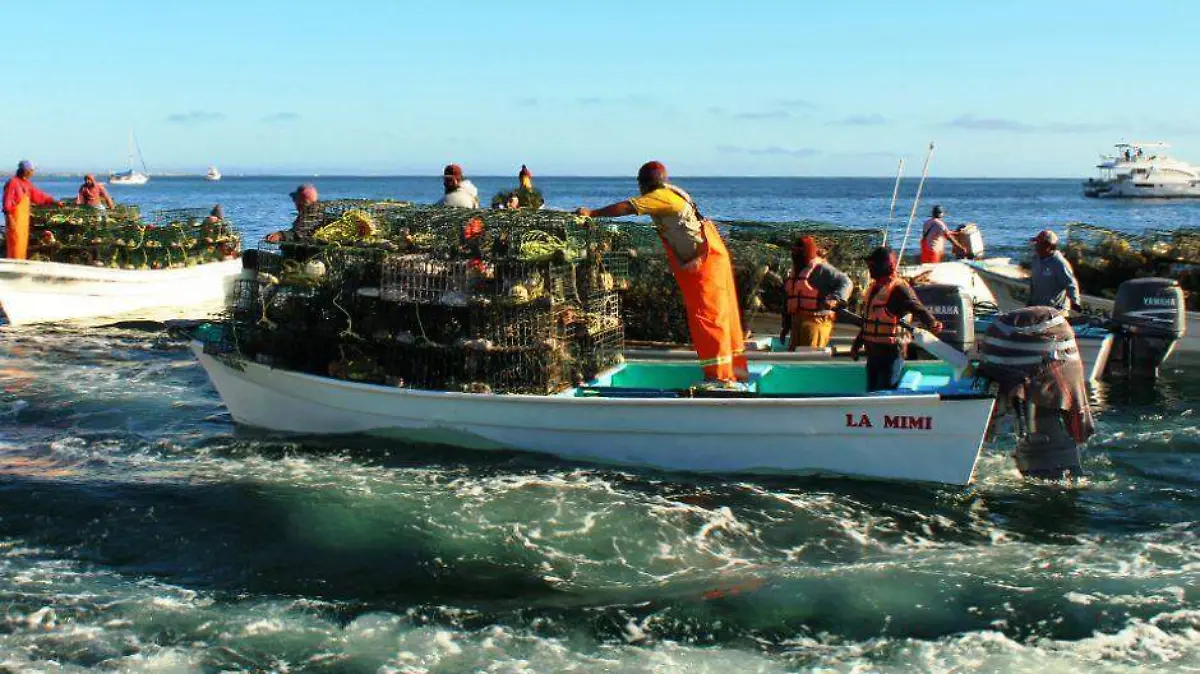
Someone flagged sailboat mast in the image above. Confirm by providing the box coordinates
[133,132,149,174]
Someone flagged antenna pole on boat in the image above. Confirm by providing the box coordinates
[882,157,905,246]
[898,142,935,260]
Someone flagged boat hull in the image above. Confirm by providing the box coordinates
[192,344,994,485]
[1082,180,1200,199]
[0,259,241,325]
[965,258,1199,356]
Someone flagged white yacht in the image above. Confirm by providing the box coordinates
[205,166,222,181]
[1083,142,1200,198]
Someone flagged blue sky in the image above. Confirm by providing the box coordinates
[5,1,1200,177]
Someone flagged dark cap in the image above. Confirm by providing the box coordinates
[1031,229,1059,246]
[637,160,668,186]
[443,164,464,179]
[289,183,318,202]
[792,235,819,259]
[865,246,897,265]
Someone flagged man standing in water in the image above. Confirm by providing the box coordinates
[575,161,748,387]
[851,247,942,391]
[3,160,62,259]
[1027,229,1082,313]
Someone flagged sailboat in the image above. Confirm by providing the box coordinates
[110,131,150,185]
[205,165,222,181]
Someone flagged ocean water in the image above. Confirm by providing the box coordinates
[2,177,1198,672]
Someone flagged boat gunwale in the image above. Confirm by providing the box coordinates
[0,257,241,282]
[965,258,1200,320]
[192,342,987,408]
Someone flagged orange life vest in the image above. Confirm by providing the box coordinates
[784,260,831,318]
[862,277,908,345]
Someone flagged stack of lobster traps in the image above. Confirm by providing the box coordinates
[219,203,623,394]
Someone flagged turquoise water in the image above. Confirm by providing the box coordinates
[1,178,1198,671]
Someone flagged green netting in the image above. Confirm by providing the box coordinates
[589,219,882,342]
[1063,222,1198,308]
[25,204,240,269]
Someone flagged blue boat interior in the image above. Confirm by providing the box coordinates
[574,360,964,398]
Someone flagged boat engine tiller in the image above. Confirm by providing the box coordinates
[1105,277,1185,378]
[913,283,975,356]
[977,307,1095,479]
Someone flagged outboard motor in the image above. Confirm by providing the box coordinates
[912,283,975,357]
[1105,277,1186,378]
[954,223,985,260]
[978,307,1095,479]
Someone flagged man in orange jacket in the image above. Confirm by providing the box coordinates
[3,161,62,259]
[576,161,748,387]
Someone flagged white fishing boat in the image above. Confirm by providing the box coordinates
[0,258,241,326]
[964,258,1199,356]
[206,166,222,182]
[1083,142,1200,198]
[192,346,995,486]
[109,131,151,186]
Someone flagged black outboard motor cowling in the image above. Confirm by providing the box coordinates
[912,283,975,356]
[1107,277,1185,378]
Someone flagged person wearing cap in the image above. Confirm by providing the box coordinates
[264,183,319,243]
[574,161,749,387]
[4,160,63,259]
[204,204,225,225]
[851,247,943,391]
[76,174,115,211]
[1028,230,1082,312]
[920,205,968,264]
[779,236,853,349]
[438,164,479,208]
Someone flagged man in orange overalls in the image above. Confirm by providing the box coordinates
[3,160,62,259]
[576,161,749,387]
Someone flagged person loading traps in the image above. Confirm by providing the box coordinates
[576,161,749,388]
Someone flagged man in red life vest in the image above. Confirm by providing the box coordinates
[76,174,115,210]
[851,247,943,391]
[575,161,749,387]
[3,160,63,260]
[920,205,968,263]
[779,236,852,349]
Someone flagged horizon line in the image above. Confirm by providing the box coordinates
[37,173,1087,181]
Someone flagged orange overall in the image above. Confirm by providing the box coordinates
[631,185,748,382]
[664,220,748,381]
[3,176,57,260]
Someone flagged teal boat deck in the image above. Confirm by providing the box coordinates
[575,361,962,398]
